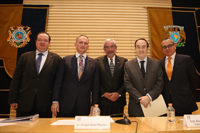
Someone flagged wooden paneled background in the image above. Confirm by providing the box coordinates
[9,0,172,117]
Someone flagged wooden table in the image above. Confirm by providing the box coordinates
[0,117,200,132]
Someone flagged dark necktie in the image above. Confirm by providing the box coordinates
[36,53,43,74]
[78,56,84,80]
[110,58,114,77]
[140,61,145,78]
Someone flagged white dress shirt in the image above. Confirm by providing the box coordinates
[107,55,116,66]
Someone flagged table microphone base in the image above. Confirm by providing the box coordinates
[115,118,131,125]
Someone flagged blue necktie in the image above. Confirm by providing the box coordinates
[36,53,43,74]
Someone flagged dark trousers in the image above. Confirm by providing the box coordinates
[99,104,124,117]
[17,95,52,118]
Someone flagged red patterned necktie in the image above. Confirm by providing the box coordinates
[78,56,84,80]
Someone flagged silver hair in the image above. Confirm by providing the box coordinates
[103,39,117,48]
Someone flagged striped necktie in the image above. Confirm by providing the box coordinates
[36,53,43,74]
[110,58,114,77]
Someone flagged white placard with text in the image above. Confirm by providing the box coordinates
[74,116,110,129]
[183,115,200,127]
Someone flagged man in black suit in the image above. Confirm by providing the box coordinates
[9,32,62,118]
[96,39,127,116]
[160,38,198,116]
[51,35,99,117]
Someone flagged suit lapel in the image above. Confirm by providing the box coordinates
[145,57,152,81]
[103,56,112,78]
[113,55,120,78]
[134,58,144,80]
[80,56,90,81]
[31,51,38,75]
[171,54,179,79]
[40,51,52,75]
[72,55,78,81]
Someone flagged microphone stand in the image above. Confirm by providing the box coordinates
[111,113,131,125]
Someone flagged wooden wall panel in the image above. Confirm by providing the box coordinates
[22,0,172,116]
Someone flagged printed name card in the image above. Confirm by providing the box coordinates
[183,115,200,127]
[74,116,110,129]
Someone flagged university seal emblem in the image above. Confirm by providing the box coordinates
[7,25,31,48]
[164,25,186,47]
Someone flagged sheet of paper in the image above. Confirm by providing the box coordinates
[141,94,167,117]
[0,119,16,127]
[51,120,75,125]
[110,118,114,123]
[51,118,114,125]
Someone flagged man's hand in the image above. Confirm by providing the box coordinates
[103,92,112,99]
[108,92,120,102]
[138,96,151,108]
[51,103,59,116]
[10,103,18,110]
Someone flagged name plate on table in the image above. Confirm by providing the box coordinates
[74,116,110,129]
[183,115,200,127]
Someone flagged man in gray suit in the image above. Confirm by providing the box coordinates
[96,39,127,116]
[124,38,163,117]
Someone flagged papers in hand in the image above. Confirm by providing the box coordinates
[141,95,167,117]
[0,114,39,123]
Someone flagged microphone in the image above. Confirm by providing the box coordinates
[110,113,131,125]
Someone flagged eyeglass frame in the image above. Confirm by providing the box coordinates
[162,43,175,49]
[104,45,116,49]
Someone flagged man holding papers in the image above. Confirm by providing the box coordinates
[124,38,164,117]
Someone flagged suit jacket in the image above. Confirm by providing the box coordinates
[96,55,127,108]
[160,54,198,114]
[9,51,62,112]
[52,55,99,115]
[124,57,163,117]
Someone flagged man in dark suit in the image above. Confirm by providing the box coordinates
[160,38,198,116]
[51,35,99,117]
[96,39,127,116]
[9,32,62,118]
[124,38,163,117]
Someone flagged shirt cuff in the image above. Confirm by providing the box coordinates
[146,93,152,101]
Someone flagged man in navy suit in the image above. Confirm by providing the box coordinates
[96,39,127,116]
[160,38,198,116]
[9,32,62,118]
[51,35,99,117]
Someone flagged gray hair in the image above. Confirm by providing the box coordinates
[76,35,89,43]
[161,38,175,46]
[103,39,117,48]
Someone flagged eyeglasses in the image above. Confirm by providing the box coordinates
[104,45,115,49]
[37,39,49,43]
[162,44,174,49]
[136,46,147,50]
